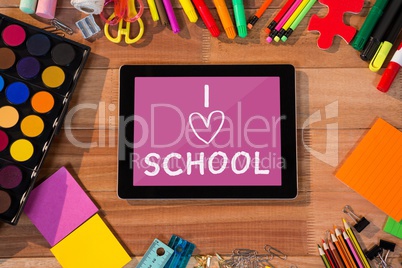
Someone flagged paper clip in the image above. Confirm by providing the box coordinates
[104,0,144,44]
[43,18,74,36]
[264,244,287,260]
[342,205,370,232]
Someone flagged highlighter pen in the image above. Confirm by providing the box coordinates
[360,0,402,61]
[318,245,332,268]
[162,0,180,33]
[179,0,198,22]
[154,0,170,26]
[147,0,160,21]
[343,219,370,268]
[343,231,364,268]
[377,41,402,92]
[369,11,402,72]
[265,0,295,34]
[247,0,273,29]
[274,0,309,42]
[192,0,220,37]
[351,0,389,51]
[213,0,236,39]
[281,0,316,42]
[232,0,247,38]
[266,0,302,43]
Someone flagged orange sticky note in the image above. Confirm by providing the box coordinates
[335,118,402,221]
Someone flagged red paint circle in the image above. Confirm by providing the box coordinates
[2,24,26,47]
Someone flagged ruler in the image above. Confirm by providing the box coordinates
[164,235,195,268]
[137,239,174,268]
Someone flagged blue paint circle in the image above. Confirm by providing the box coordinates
[16,57,40,80]
[0,75,4,92]
[6,82,30,105]
[27,34,51,56]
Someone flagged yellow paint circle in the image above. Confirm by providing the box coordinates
[21,115,44,137]
[31,91,54,114]
[0,106,19,128]
[10,139,34,162]
[42,66,65,88]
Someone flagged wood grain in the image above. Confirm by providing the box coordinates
[0,1,401,267]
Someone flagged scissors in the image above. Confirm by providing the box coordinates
[103,0,145,44]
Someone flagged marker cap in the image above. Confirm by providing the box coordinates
[377,62,400,92]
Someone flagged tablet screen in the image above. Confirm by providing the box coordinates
[118,65,297,199]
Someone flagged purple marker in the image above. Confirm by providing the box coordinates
[162,0,180,33]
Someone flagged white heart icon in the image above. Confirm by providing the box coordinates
[189,110,225,144]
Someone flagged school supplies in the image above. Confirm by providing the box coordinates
[213,0,236,39]
[377,41,402,92]
[165,235,195,268]
[281,0,316,42]
[343,219,371,268]
[76,14,101,39]
[192,0,220,37]
[70,0,105,15]
[318,245,331,268]
[136,239,174,268]
[163,0,180,32]
[19,0,38,14]
[274,0,310,41]
[247,0,273,29]
[335,118,402,222]
[342,205,370,233]
[232,0,247,37]
[0,14,90,225]
[383,217,402,239]
[351,0,389,51]
[179,0,198,22]
[265,0,295,34]
[104,0,145,43]
[308,0,364,49]
[147,0,159,21]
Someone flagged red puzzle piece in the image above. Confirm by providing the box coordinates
[308,0,364,50]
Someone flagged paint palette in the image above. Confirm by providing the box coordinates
[0,14,90,225]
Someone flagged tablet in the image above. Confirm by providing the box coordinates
[118,65,297,199]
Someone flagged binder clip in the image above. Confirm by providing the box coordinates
[164,235,195,268]
[342,205,370,232]
[366,245,387,267]
[379,239,396,265]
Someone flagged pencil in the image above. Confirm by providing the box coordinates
[331,232,353,268]
[318,244,332,268]
[335,227,357,268]
[247,0,274,29]
[329,238,346,268]
[343,231,364,268]
[265,0,295,34]
[322,240,337,268]
[343,219,371,268]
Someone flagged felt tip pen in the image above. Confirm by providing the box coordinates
[154,0,170,26]
[377,41,402,92]
[232,0,247,38]
[147,0,160,21]
[351,0,389,51]
[265,0,295,34]
[162,0,180,33]
[360,0,402,61]
[213,0,236,39]
[274,0,309,42]
[369,11,402,72]
[247,0,273,29]
[192,0,220,37]
[179,0,198,23]
[281,0,316,42]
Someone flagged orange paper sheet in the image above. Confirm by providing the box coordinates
[335,118,402,221]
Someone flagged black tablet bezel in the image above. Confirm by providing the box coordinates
[118,65,297,199]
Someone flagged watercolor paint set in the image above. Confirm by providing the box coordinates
[0,14,90,225]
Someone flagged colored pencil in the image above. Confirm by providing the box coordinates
[329,238,346,268]
[343,231,364,268]
[331,232,353,268]
[318,244,332,268]
[323,240,338,268]
[343,219,371,268]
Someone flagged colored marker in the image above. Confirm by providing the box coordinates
[147,0,160,21]
[162,0,180,33]
[266,0,302,43]
[179,0,198,22]
[377,41,402,92]
[247,0,274,29]
[232,0,247,37]
[265,0,295,34]
[343,219,370,268]
[213,0,236,39]
[274,0,309,41]
[318,244,332,268]
[351,0,389,51]
[192,0,220,37]
[360,0,402,61]
[369,11,402,72]
[281,0,316,42]
[343,231,363,268]
[154,0,170,26]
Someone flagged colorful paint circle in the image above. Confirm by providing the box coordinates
[27,34,51,56]
[0,190,12,214]
[0,165,23,189]
[51,43,76,66]
[2,24,26,47]
[42,66,65,88]
[21,115,44,137]
[10,139,34,162]
[31,91,54,113]
[0,75,4,92]
[5,82,30,105]
[0,130,8,152]
[0,47,16,70]
[17,57,41,80]
[0,106,19,128]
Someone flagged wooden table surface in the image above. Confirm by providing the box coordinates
[0,0,401,267]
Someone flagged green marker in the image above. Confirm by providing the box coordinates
[281,0,316,42]
[232,0,247,38]
[351,0,389,51]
